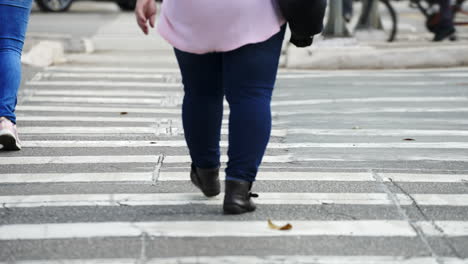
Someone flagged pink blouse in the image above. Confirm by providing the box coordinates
[157,0,285,54]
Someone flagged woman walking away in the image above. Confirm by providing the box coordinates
[0,0,33,150]
[136,0,285,215]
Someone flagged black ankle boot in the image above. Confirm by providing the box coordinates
[190,164,220,197]
[223,180,258,214]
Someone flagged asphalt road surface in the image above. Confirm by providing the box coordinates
[1,2,468,263]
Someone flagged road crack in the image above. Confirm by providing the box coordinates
[389,178,462,259]
[371,170,446,264]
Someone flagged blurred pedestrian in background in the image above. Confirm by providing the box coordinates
[135,0,285,214]
[0,0,33,151]
[433,0,456,41]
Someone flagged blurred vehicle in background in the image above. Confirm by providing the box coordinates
[34,0,137,12]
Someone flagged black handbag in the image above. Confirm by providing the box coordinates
[278,0,327,47]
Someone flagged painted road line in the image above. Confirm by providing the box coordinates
[2,220,467,240]
[288,129,468,137]
[1,154,467,164]
[17,116,172,123]
[22,89,180,97]
[381,173,468,183]
[2,256,466,264]
[35,72,170,79]
[19,141,468,149]
[0,172,153,184]
[31,96,468,106]
[18,127,286,137]
[16,105,182,114]
[0,155,292,165]
[0,192,396,207]
[17,105,467,115]
[26,80,182,88]
[45,66,181,73]
[0,171,372,184]
[271,97,468,106]
[26,96,165,104]
[1,172,463,184]
[0,220,419,240]
[16,116,284,126]
[280,107,468,116]
[2,193,468,208]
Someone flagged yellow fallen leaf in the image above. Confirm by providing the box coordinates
[268,219,292,231]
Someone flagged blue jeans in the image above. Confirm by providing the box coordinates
[174,25,286,182]
[0,0,32,124]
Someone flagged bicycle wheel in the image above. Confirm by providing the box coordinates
[378,0,398,42]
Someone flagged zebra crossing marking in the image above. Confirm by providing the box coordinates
[0,171,371,184]
[1,193,467,208]
[22,89,181,97]
[271,97,468,107]
[0,155,292,165]
[0,220,420,240]
[26,80,182,88]
[1,172,465,184]
[3,220,468,240]
[17,127,287,137]
[289,129,468,137]
[1,256,466,264]
[19,140,468,149]
[16,105,182,114]
[26,96,165,104]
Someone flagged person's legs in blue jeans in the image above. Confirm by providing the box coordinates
[224,26,285,183]
[0,0,32,124]
[174,50,224,170]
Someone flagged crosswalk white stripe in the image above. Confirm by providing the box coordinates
[0,193,394,207]
[18,116,172,123]
[2,154,468,164]
[19,141,468,149]
[26,80,182,88]
[381,173,468,182]
[29,96,468,107]
[280,108,468,115]
[2,193,467,208]
[17,127,287,137]
[1,172,464,184]
[35,72,169,79]
[271,97,468,106]
[26,96,164,104]
[289,129,468,136]
[16,105,182,114]
[2,256,466,264]
[16,116,285,125]
[0,220,423,239]
[22,89,180,97]
[0,171,373,183]
[17,105,468,115]
[0,155,292,165]
[0,172,152,183]
[45,66,181,73]
[3,220,467,240]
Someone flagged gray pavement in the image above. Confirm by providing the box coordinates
[1,2,468,263]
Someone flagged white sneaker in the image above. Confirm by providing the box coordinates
[0,117,22,150]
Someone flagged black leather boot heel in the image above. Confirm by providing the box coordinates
[190,164,220,197]
[223,180,258,215]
